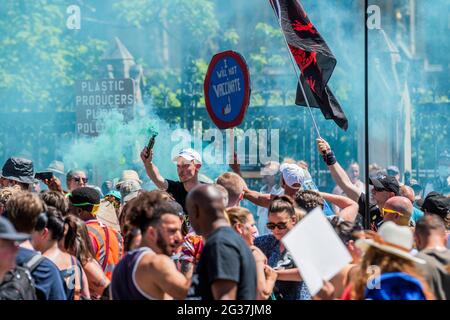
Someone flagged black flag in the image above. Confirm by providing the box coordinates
[270,0,348,130]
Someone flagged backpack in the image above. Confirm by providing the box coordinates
[0,254,44,300]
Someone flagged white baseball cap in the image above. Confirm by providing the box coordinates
[280,163,306,189]
[172,148,202,164]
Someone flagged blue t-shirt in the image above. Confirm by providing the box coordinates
[254,234,311,300]
[411,207,424,223]
[16,247,67,300]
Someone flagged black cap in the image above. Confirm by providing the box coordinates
[421,192,450,219]
[1,157,35,184]
[369,174,400,195]
[0,216,30,242]
[69,187,101,207]
[387,166,400,176]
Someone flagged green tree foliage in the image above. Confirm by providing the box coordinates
[113,0,222,109]
[0,0,106,112]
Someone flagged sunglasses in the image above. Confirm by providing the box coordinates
[381,208,404,217]
[73,177,88,183]
[266,222,288,230]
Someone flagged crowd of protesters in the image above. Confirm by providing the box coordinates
[0,137,449,300]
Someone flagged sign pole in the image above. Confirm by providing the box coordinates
[229,128,234,165]
[204,50,250,168]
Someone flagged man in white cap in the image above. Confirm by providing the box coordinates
[140,147,202,212]
[243,162,305,208]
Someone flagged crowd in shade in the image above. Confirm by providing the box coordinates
[0,137,449,301]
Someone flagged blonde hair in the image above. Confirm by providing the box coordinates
[0,185,21,206]
[295,207,306,222]
[216,172,245,203]
[225,207,252,227]
[282,157,296,165]
[213,184,229,208]
[6,191,45,233]
[297,160,308,169]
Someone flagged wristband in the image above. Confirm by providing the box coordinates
[322,151,336,166]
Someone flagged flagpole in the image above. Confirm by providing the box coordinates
[271,0,321,139]
[364,0,370,229]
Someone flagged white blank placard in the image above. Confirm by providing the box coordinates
[282,208,352,296]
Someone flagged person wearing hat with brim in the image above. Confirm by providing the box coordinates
[317,138,400,231]
[348,221,433,300]
[115,170,142,189]
[140,146,202,213]
[0,157,36,191]
[46,160,65,176]
[115,170,143,205]
[0,216,30,284]
[44,160,66,189]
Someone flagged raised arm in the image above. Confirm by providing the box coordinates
[243,187,274,208]
[229,151,243,177]
[140,147,168,190]
[319,192,359,222]
[317,138,362,203]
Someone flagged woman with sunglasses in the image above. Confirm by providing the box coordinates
[226,207,278,300]
[254,195,311,300]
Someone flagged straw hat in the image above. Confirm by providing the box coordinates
[356,221,425,264]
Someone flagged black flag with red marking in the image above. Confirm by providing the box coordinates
[270,0,348,130]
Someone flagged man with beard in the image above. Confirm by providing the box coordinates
[111,191,190,300]
[141,147,202,213]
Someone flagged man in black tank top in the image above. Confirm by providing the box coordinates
[111,191,191,300]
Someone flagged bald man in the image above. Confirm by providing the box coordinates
[185,185,256,300]
[382,196,413,226]
[401,185,425,224]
